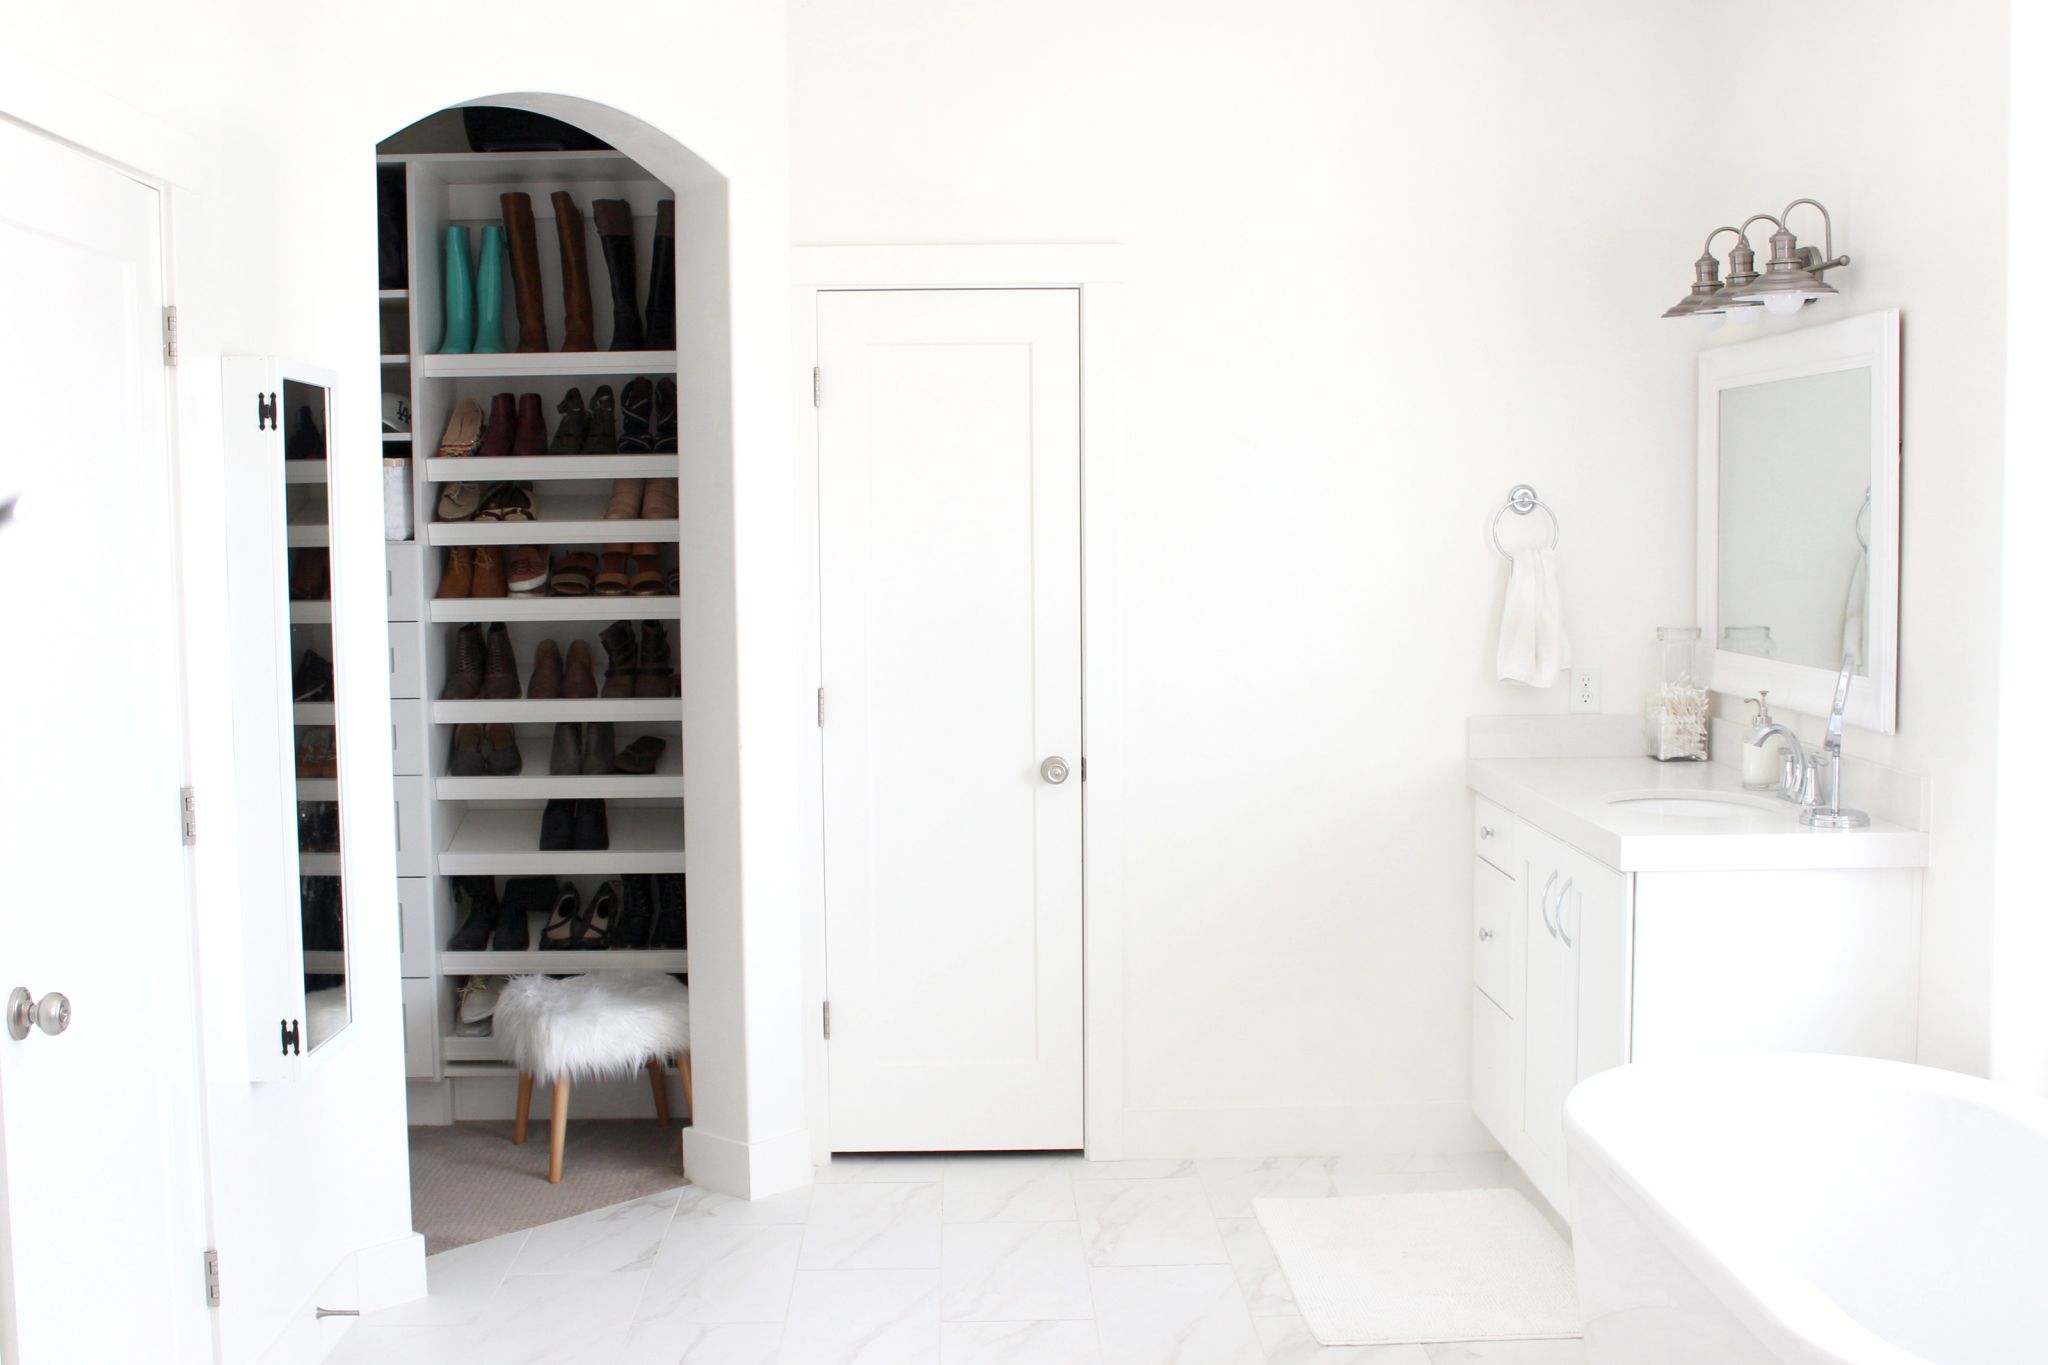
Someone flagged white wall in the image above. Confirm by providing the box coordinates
[791,0,1717,1153]
[1698,0,2010,1078]
[3,1,800,1358]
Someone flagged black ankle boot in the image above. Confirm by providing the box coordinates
[495,876,551,950]
[651,873,687,948]
[445,877,500,951]
[538,799,576,851]
[592,200,644,351]
[644,200,675,350]
[573,798,610,851]
[615,874,656,949]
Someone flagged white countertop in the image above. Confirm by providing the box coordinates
[1468,755,1930,872]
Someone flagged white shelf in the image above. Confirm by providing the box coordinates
[380,355,410,366]
[379,289,409,300]
[427,495,678,545]
[296,779,339,801]
[436,754,684,800]
[423,454,677,483]
[421,350,677,380]
[383,432,413,444]
[289,601,332,624]
[299,853,341,876]
[440,939,689,979]
[441,1058,518,1076]
[440,806,685,876]
[302,950,347,973]
[284,462,328,484]
[441,1035,505,1063]
[434,697,679,724]
[294,702,336,724]
[429,595,680,623]
[286,522,330,547]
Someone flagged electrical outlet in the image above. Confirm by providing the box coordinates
[1569,666,1602,714]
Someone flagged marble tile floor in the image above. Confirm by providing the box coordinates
[326,1151,1586,1365]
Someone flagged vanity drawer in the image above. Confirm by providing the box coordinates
[1470,986,1522,1153]
[1473,856,1519,1016]
[1474,797,1516,874]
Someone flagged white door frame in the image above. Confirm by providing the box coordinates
[0,99,215,1365]
[793,245,1126,1162]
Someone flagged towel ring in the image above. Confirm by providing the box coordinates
[1490,484,1559,561]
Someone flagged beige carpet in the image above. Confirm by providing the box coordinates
[408,1121,688,1254]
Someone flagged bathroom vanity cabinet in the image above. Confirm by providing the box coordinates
[1466,754,1928,1220]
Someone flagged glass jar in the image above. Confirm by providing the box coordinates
[1646,626,1711,761]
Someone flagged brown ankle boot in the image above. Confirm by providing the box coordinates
[564,640,598,698]
[437,547,475,598]
[605,479,645,520]
[529,639,563,700]
[599,620,638,699]
[634,621,674,698]
[441,623,484,700]
[641,478,679,520]
[500,192,548,352]
[471,546,508,598]
[482,622,521,699]
[551,191,596,352]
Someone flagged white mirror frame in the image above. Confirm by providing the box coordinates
[1697,308,1901,733]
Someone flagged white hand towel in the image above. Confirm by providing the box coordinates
[1497,547,1572,688]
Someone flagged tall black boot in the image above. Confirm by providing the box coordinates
[644,200,675,350]
[377,165,408,291]
[592,200,644,351]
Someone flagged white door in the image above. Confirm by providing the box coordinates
[0,123,211,1363]
[818,288,1083,1151]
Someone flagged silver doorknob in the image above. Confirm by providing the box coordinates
[7,988,71,1041]
[1040,756,1071,785]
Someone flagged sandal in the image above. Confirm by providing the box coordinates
[613,735,667,775]
[667,565,679,596]
[437,396,484,458]
[539,883,583,948]
[617,377,655,453]
[549,388,588,454]
[479,481,536,522]
[551,551,597,596]
[584,385,617,454]
[628,545,665,595]
[437,481,484,522]
[594,546,631,595]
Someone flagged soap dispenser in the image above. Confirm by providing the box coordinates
[1743,692,1781,789]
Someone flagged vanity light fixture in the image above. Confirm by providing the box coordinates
[1667,199,1851,328]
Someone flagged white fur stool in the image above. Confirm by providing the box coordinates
[494,971,692,1184]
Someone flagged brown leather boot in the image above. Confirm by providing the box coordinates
[482,622,521,699]
[513,393,548,454]
[471,546,508,598]
[564,640,598,698]
[500,192,548,352]
[644,200,675,350]
[605,479,645,520]
[436,547,475,598]
[441,623,484,700]
[642,478,678,520]
[599,620,638,698]
[634,621,674,698]
[528,639,564,699]
[551,191,596,352]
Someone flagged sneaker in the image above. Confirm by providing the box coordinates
[453,976,500,1036]
[508,544,550,596]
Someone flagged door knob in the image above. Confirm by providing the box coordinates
[7,988,71,1040]
[1040,756,1071,785]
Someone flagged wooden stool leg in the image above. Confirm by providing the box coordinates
[547,1077,570,1184]
[513,1073,534,1145]
[647,1057,671,1127]
[677,1051,693,1117]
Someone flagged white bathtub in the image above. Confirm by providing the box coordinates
[1564,1054,2048,1365]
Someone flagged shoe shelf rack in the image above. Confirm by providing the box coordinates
[378,141,690,1090]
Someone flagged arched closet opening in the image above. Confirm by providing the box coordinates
[368,102,728,1246]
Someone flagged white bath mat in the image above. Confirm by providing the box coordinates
[1254,1187,1580,1345]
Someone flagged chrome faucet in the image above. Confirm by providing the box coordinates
[1802,652,1871,829]
[1748,721,1810,807]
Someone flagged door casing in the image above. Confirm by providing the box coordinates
[793,246,1125,1163]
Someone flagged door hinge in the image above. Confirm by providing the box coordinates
[281,1018,301,1056]
[1080,756,1088,782]
[257,391,278,430]
[822,1000,832,1040]
[203,1249,220,1307]
[162,305,179,366]
[180,786,197,845]
[812,366,821,408]
[816,687,825,726]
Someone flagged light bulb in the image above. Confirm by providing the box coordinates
[1691,309,1728,333]
[1728,304,1764,326]
[1763,292,1805,317]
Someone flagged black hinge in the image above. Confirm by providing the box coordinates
[280,1018,301,1056]
[257,391,278,430]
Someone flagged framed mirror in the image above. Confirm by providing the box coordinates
[1698,309,1901,732]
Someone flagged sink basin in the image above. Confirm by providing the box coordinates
[1605,792,1781,819]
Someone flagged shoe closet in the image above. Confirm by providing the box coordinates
[377,111,690,1121]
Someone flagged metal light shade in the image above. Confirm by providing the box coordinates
[1663,249,1725,318]
[1728,226,1840,307]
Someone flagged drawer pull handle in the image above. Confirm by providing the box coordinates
[1479,825,1496,839]
[1478,927,1494,941]
[1556,877,1576,948]
[1539,870,1559,939]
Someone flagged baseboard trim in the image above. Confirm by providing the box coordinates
[1119,1101,1493,1159]
[683,1124,812,1198]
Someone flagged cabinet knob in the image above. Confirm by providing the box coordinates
[1479,825,1496,839]
[1478,927,1494,941]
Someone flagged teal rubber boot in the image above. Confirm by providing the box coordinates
[438,225,476,354]
[472,224,507,354]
